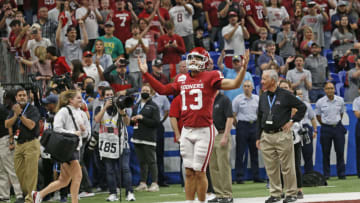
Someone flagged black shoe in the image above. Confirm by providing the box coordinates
[339,176,346,180]
[236,180,244,184]
[325,176,330,180]
[208,197,220,203]
[283,196,297,203]
[281,193,285,199]
[265,196,281,203]
[297,191,304,199]
[159,182,170,187]
[218,197,234,203]
[254,178,265,183]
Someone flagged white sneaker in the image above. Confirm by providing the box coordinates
[106,194,119,202]
[147,183,159,192]
[135,183,148,191]
[206,193,216,201]
[126,192,136,201]
[32,191,42,203]
[78,192,95,198]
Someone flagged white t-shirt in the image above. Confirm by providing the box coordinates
[75,7,99,40]
[83,63,104,88]
[169,4,194,37]
[222,24,245,56]
[27,38,52,60]
[267,6,289,28]
[125,37,149,72]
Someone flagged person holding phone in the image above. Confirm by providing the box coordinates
[345,55,360,102]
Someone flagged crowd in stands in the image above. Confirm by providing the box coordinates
[1,0,360,202]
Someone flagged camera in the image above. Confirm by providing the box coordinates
[112,95,134,110]
[298,127,310,144]
[88,132,99,150]
[51,73,73,93]
[169,40,173,44]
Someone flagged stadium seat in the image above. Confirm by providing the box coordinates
[247,63,256,74]
[323,49,333,61]
[338,70,347,83]
[209,51,220,65]
[328,61,336,73]
[252,74,261,94]
[330,73,344,97]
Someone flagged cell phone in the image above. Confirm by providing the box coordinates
[351,48,359,55]
[169,40,173,44]
[60,3,65,12]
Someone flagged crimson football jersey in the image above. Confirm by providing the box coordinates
[244,0,266,34]
[112,10,132,44]
[138,8,170,33]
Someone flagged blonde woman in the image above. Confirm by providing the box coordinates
[32,90,86,203]
[300,26,314,57]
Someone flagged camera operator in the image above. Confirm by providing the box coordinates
[4,87,41,203]
[0,1,15,38]
[0,90,23,203]
[94,87,135,201]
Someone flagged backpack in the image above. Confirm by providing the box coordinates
[302,171,328,187]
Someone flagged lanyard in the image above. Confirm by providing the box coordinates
[137,103,143,114]
[17,103,30,127]
[267,95,276,111]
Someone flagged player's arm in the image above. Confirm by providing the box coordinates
[220,50,249,90]
[170,117,181,142]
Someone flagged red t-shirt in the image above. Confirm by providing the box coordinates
[38,0,56,10]
[244,0,266,34]
[52,56,71,76]
[203,0,224,27]
[313,0,332,31]
[112,10,132,44]
[157,34,186,65]
[138,8,170,33]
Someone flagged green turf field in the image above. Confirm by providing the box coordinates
[69,176,360,203]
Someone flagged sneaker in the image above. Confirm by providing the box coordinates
[147,183,160,192]
[219,197,234,203]
[106,194,119,202]
[78,192,95,198]
[135,183,148,191]
[32,191,42,203]
[60,197,67,203]
[208,197,220,202]
[0,198,10,203]
[126,192,136,201]
[265,196,281,203]
[283,196,297,203]
[297,191,304,199]
[206,193,217,201]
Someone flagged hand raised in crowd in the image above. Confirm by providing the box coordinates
[242,49,250,68]
[286,56,295,64]
[12,104,22,116]
[78,19,84,26]
[138,56,148,73]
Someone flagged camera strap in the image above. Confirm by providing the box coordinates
[66,107,79,131]
[17,103,30,127]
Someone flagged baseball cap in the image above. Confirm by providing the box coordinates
[83,51,93,57]
[104,21,114,27]
[228,11,238,17]
[42,94,59,104]
[152,58,163,67]
[232,55,242,62]
[98,81,110,87]
[337,1,347,6]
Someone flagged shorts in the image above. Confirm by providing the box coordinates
[179,125,216,172]
[69,150,80,161]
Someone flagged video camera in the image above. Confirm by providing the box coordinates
[105,95,134,110]
[51,73,73,93]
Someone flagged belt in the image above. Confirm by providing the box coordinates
[17,137,36,144]
[322,122,341,128]
[264,128,283,134]
[238,120,256,124]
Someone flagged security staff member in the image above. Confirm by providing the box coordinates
[256,70,306,203]
[232,80,264,184]
[209,90,234,203]
[316,82,347,179]
[5,88,41,203]
[352,86,360,179]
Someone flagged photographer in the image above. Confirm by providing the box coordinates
[94,87,135,202]
[0,1,15,37]
[4,88,41,203]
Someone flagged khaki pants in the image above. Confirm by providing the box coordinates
[0,135,23,199]
[14,138,40,203]
[260,131,297,197]
[209,133,232,198]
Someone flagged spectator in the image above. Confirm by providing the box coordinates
[0,1,15,38]
[257,40,290,76]
[93,21,125,61]
[313,0,336,50]
[331,15,357,61]
[203,0,223,51]
[24,24,52,61]
[46,46,72,76]
[297,1,328,48]
[56,21,89,66]
[36,7,58,45]
[251,27,268,66]
[304,43,329,103]
[131,85,161,192]
[217,51,254,101]
[266,0,289,40]
[48,0,73,41]
[93,39,113,70]
[232,80,264,184]
[82,51,105,88]
[346,56,360,102]
[143,58,169,85]
[217,0,244,29]
[331,1,358,32]
[209,90,233,202]
[276,19,297,61]
[139,17,161,69]
[338,43,360,71]
[286,55,312,102]
[194,26,205,48]
[5,88,41,203]
[157,21,186,79]
[111,0,138,45]
[71,59,87,84]
[8,19,24,54]
[38,0,56,10]
[299,26,315,57]
[315,82,347,180]
[222,12,249,68]
[76,0,103,50]
[138,0,169,34]
[126,23,149,90]
[169,0,195,52]
[81,76,97,104]
[291,0,305,46]
[178,60,188,74]
[103,57,139,96]
[352,87,360,179]
[189,0,204,31]
[99,0,111,34]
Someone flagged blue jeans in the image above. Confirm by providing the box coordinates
[120,148,133,194]
[103,158,121,195]
[309,89,325,103]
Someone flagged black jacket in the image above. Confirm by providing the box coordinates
[131,99,160,143]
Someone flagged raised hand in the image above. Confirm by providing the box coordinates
[137,56,148,73]
[242,49,250,69]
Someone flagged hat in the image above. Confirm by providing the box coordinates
[83,51,93,57]
[42,94,58,104]
[98,81,110,87]
[307,1,316,7]
[104,21,114,26]
[228,11,238,17]
[337,1,347,6]
[152,58,162,67]
[311,42,320,47]
[232,55,242,62]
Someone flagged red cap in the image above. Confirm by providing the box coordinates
[83,51,93,57]
[228,11,238,17]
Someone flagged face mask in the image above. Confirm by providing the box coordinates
[85,83,94,95]
[141,92,150,100]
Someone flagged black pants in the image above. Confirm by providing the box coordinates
[302,124,314,173]
[294,142,302,188]
[156,124,166,184]
[206,165,214,193]
[79,144,92,192]
[355,121,360,176]
[41,158,54,200]
[134,143,158,183]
